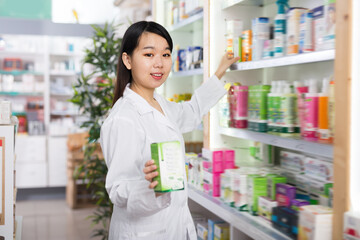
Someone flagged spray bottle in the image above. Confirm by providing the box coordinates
[304,79,319,141]
[274,0,289,57]
[295,81,309,138]
[280,82,298,137]
[318,78,331,143]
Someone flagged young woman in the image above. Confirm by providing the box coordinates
[100,21,239,240]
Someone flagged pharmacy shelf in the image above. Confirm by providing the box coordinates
[51,110,79,116]
[188,187,291,240]
[170,68,203,77]
[168,10,203,32]
[0,50,44,57]
[0,91,43,96]
[229,50,335,71]
[50,70,79,76]
[219,127,333,159]
[50,92,73,97]
[15,216,23,240]
[0,70,43,76]
[222,0,276,9]
[50,52,83,57]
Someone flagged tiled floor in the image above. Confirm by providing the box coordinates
[16,199,103,240]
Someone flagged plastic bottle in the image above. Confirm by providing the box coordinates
[328,79,335,141]
[267,81,277,134]
[274,0,289,57]
[295,81,309,138]
[280,83,298,137]
[318,78,331,143]
[234,85,249,128]
[304,79,319,141]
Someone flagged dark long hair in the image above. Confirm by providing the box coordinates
[112,21,173,106]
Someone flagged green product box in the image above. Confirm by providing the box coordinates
[247,174,267,215]
[252,85,271,132]
[151,141,185,192]
[267,175,287,200]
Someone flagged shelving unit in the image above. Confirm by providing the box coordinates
[229,50,335,71]
[219,127,333,159]
[188,187,291,240]
[170,68,203,77]
[0,34,88,189]
[222,0,277,9]
[167,10,204,32]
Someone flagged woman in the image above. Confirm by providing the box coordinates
[100,21,239,240]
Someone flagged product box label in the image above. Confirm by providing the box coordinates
[151,141,184,192]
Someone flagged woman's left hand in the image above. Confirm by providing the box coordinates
[143,160,159,189]
[215,53,241,80]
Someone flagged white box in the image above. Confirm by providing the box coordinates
[344,211,360,240]
[298,205,332,240]
[48,137,67,187]
[280,151,305,173]
[196,221,208,240]
[304,157,333,182]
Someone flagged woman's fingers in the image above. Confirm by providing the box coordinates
[143,160,157,174]
[144,170,158,181]
[149,181,158,189]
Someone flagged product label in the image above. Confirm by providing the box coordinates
[280,95,297,133]
[274,19,286,56]
[151,141,184,192]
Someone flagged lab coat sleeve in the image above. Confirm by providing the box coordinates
[171,75,227,133]
[100,116,171,217]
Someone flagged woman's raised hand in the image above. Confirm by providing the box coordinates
[215,53,241,80]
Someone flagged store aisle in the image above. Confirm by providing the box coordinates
[17,199,102,240]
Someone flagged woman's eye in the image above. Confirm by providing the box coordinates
[163,53,171,57]
[144,53,153,57]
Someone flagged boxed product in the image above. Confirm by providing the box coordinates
[242,30,252,61]
[291,199,310,211]
[208,219,225,240]
[226,19,243,62]
[267,174,287,200]
[299,10,314,53]
[233,173,248,209]
[202,148,224,173]
[323,0,336,50]
[151,141,184,192]
[271,206,299,239]
[220,171,232,205]
[197,221,208,240]
[189,157,204,190]
[279,169,299,185]
[344,211,360,240]
[251,17,270,61]
[286,8,307,55]
[304,157,333,182]
[258,196,278,221]
[298,205,333,240]
[280,151,305,173]
[312,6,325,51]
[222,148,235,169]
[214,223,230,240]
[203,170,221,197]
[247,174,267,215]
[276,183,296,207]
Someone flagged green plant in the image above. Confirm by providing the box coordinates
[70,22,122,240]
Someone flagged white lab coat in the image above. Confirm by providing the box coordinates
[100,75,226,240]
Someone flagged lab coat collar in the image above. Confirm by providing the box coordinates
[123,85,178,132]
[123,84,156,115]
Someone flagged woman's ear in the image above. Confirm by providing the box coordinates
[122,52,132,70]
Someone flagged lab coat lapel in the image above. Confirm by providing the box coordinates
[124,86,178,133]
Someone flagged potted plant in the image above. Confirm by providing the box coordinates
[70,22,122,240]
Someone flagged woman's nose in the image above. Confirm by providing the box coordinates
[153,55,163,68]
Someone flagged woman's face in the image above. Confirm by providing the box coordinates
[123,32,172,91]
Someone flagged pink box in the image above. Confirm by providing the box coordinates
[203,170,221,197]
[202,148,224,173]
[202,148,235,173]
[222,149,235,169]
[202,160,212,172]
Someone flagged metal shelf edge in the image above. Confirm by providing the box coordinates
[219,127,333,159]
